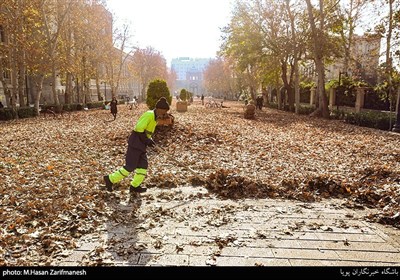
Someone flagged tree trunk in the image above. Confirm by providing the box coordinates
[95,76,102,101]
[314,60,329,118]
[262,87,269,106]
[18,64,27,106]
[250,86,256,102]
[85,79,92,104]
[10,47,19,118]
[294,60,300,114]
[65,73,73,104]
[287,86,295,112]
[51,66,60,105]
[386,0,394,129]
[77,78,81,103]
[33,75,45,116]
[0,68,11,108]
[305,0,329,119]
[141,82,147,100]
[285,0,300,114]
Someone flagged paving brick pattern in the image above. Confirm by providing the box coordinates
[55,186,400,267]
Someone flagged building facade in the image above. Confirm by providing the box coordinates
[171,57,210,96]
[325,34,381,85]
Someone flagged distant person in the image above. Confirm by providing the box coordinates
[256,95,263,110]
[110,97,118,120]
[133,96,139,108]
[201,94,204,105]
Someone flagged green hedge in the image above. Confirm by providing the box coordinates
[0,108,17,120]
[87,101,104,109]
[297,104,316,115]
[344,111,395,131]
[18,107,37,118]
[268,104,397,132]
[0,102,95,121]
[330,109,396,131]
[0,107,37,120]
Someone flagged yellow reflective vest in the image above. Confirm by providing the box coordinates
[134,110,157,139]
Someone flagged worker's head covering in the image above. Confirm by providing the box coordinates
[155,97,170,110]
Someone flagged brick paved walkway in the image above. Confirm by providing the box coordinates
[54,185,400,268]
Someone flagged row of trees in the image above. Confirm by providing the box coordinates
[203,0,400,119]
[0,0,175,116]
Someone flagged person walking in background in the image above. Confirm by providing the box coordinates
[201,94,204,105]
[110,97,118,120]
[103,97,171,194]
[256,95,263,110]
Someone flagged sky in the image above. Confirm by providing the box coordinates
[106,0,234,66]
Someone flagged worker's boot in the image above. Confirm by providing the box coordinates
[129,185,147,193]
[103,175,113,192]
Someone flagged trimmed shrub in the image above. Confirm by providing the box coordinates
[0,108,17,120]
[76,103,84,111]
[62,104,75,111]
[146,79,172,109]
[87,101,104,109]
[344,111,396,131]
[297,105,316,115]
[330,109,347,120]
[179,89,193,102]
[180,89,188,101]
[17,107,37,118]
[64,103,84,111]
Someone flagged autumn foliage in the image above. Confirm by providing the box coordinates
[0,100,399,265]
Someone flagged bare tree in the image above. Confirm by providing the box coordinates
[130,46,168,101]
[40,0,74,106]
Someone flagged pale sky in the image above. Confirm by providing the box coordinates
[106,0,234,66]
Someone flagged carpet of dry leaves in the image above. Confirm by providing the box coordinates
[0,100,399,265]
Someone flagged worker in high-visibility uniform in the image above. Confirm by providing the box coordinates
[103,97,170,193]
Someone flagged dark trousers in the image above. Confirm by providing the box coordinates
[124,133,148,172]
[124,147,148,172]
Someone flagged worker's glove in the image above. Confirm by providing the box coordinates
[146,138,156,148]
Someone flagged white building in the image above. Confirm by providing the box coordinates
[171,57,210,96]
[326,34,381,85]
